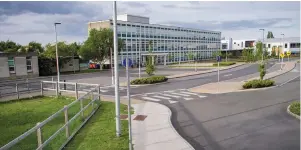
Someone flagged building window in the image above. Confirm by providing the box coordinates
[285,43,287,48]
[26,56,32,72]
[268,44,271,48]
[234,42,236,44]
[8,57,15,73]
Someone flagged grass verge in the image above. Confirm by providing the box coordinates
[213,62,236,66]
[289,101,300,116]
[64,101,130,150]
[0,96,81,150]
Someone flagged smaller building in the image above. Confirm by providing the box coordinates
[0,52,39,79]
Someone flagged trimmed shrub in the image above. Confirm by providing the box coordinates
[131,76,168,85]
[243,79,275,89]
[289,101,300,116]
[212,62,236,66]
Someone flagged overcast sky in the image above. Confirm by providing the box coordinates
[0,1,300,45]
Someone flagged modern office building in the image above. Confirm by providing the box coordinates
[88,14,221,65]
[221,37,300,56]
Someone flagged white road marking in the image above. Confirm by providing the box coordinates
[168,100,178,104]
[198,95,207,98]
[278,75,300,86]
[224,74,232,77]
[168,92,190,97]
[152,95,171,100]
[180,91,199,95]
[160,93,180,98]
[184,98,194,101]
[142,97,161,102]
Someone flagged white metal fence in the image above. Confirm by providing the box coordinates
[0,81,102,150]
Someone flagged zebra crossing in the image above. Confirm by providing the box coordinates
[131,89,207,104]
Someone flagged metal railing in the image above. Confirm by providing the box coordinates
[0,81,102,150]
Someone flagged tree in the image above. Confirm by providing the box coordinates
[79,28,124,67]
[212,49,222,58]
[42,42,71,58]
[256,42,263,61]
[267,31,274,39]
[271,46,277,57]
[0,40,21,53]
[187,52,194,62]
[146,40,155,76]
[258,63,266,80]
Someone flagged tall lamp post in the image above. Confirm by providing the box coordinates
[280,34,285,62]
[259,29,265,62]
[54,22,61,95]
[113,1,121,137]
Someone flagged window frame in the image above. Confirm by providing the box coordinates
[26,56,32,72]
[8,57,16,73]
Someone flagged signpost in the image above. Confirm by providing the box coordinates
[216,56,221,82]
[280,53,285,70]
[286,50,291,62]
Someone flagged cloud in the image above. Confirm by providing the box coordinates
[0,1,299,45]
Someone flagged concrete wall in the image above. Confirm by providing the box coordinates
[15,57,27,76]
[0,57,10,78]
[31,56,39,75]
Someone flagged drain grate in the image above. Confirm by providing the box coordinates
[120,114,128,120]
[133,115,147,121]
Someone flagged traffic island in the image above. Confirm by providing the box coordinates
[130,76,168,85]
[287,101,300,120]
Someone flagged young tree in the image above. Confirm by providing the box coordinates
[79,28,124,68]
[258,63,266,80]
[212,49,222,58]
[146,40,155,76]
[267,31,274,39]
[271,46,276,57]
[256,42,263,61]
[187,52,194,62]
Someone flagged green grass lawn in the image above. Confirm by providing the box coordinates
[289,101,300,116]
[0,96,95,150]
[64,101,130,150]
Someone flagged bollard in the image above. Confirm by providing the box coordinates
[64,80,66,90]
[36,122,43,150]
[64,105,70,138]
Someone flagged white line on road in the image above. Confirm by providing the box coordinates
[184,98,194,101]
[224,74,232,77]
[168,100,178,104]
[180,91,199,95]
[198,95,207,98]
[160,93,180,98]
[278,75,300,87]
[142,97,161,102]
[152,95,171,100]
[168,92,190,97]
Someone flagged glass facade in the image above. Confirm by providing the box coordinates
[109,21,221,65]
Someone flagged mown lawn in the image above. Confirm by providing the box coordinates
[64,101,130,150]
[0,96,95,150]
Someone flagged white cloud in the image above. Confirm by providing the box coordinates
[0,1,299,45]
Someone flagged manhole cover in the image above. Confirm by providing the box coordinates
[120,114,128,120]
[133,115,147,121]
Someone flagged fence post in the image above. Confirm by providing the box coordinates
[52,76,55,89]
[75,83,78,99]
[26,78,29,91]
[80,98,84,120]
[64,105,70,138]
[56,82,58,96]
[41,82,43,96]
[16,83,19,100]
[64,80,66,90]
[36,122,43,150]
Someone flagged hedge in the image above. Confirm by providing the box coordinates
[212,62,236,66]
[289,101,300,116]
[243,79,275,89]
[130,76,168,85]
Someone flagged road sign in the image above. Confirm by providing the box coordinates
[216,56,221,62]
[122,58,132,67]
[280,53,285,58]
[286,51,291,56]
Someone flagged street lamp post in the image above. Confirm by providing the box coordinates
[259,29,264,62]
[54,22,61,96]
[281,34,285,62]
[113,1,121,137]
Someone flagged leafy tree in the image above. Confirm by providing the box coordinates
[28,41,44,54]
[42,42,72,58]
[256,42,264,61]
[0,40,21,53]
[212,49,222,58]
[79,28,124,67]
[187,52,195,62]
[267,31,274,39]
[146,40,155,76]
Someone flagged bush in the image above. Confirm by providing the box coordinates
[146,64,155,76]
[212,62,236,66]
[243,79,275,89]
[289,101,300,116]
[130,76,168,85]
